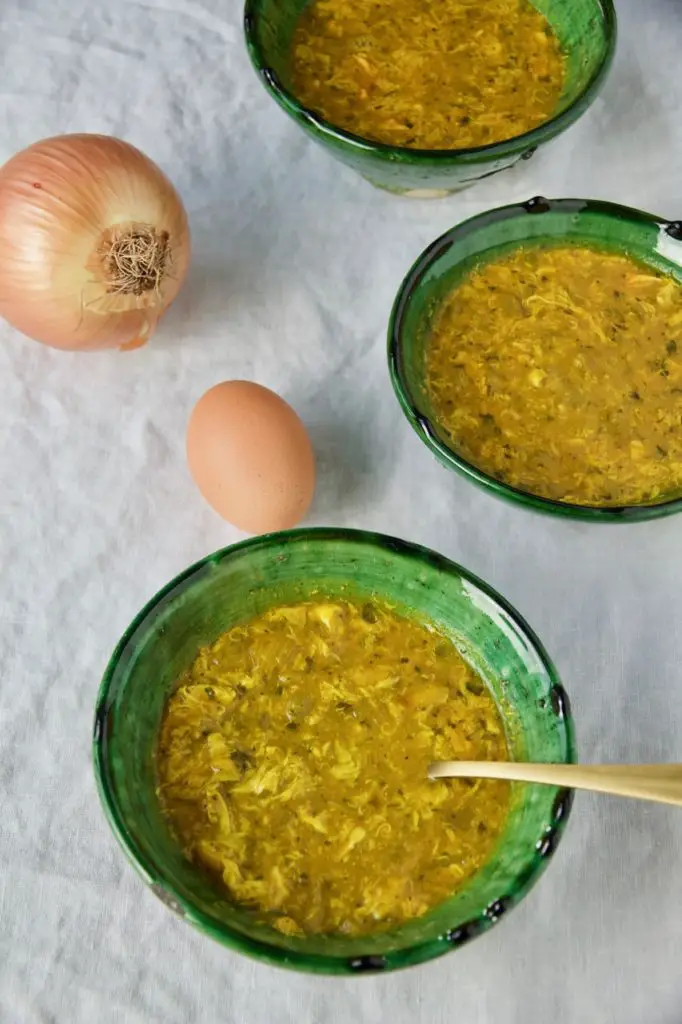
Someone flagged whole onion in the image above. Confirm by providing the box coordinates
[0,134,190,351]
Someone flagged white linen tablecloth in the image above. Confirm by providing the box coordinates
[2,1,682,1021]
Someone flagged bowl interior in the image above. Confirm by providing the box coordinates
[389,199,682,518]
[246,0,614,146]
[94,529,574,973]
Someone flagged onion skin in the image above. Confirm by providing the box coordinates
[0,134,190,351]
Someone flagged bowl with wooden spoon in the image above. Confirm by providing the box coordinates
[93,528,575,973]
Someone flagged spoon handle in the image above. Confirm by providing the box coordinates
[428,761,682,806]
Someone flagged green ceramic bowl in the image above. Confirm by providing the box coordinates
[243,0,615,197]
[389,197,682,521]
[94,529,575,974]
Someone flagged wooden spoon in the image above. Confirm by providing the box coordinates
[428,761,682,807]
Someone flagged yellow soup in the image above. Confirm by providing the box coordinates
[157,598,510,937]
[290,0,565,150]
[426,245,682,506]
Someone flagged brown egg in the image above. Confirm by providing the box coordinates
[186,381,316,534]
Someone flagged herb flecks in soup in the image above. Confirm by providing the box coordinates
[426,245,682,506]
[290,0,565,150]
[157,598,510,937]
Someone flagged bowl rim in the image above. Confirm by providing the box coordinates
[93,527,576,974]
[388,196,682,522]
[242,0,617,164]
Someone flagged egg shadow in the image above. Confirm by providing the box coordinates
[306,416,376,523]
[291,373,402,525]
